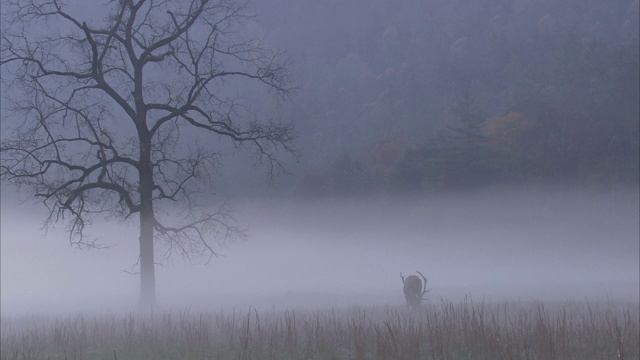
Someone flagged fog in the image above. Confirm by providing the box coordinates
[0,0,638,318]
[2,186,638,316]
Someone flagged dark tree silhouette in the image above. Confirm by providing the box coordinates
[0,0,294,308]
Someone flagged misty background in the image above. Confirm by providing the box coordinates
[2,186,638,315]
[1,0,639,315]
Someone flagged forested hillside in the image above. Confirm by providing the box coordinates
[252,0,638,195]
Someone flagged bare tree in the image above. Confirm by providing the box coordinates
[0,0,294,309]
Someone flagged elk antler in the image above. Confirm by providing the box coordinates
[400,272,406,283]
[416,271,431,300]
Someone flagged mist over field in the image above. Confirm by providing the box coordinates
[0,0,639,325]
[2,185,637,316]
[2,1,639,357]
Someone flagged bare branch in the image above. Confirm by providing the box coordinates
[1,0,293,267]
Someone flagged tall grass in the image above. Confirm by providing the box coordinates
[1,299,638,360]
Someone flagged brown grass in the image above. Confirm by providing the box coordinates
[1,299,638,360]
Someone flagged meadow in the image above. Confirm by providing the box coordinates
[1,298,638,360]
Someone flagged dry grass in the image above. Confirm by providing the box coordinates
[1,299,638,360]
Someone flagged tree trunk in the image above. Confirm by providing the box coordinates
[139,206,156,309]
[138,133,156,309]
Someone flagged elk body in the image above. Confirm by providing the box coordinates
[400,271,431,309]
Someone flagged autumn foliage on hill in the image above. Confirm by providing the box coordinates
[289,0,638,196]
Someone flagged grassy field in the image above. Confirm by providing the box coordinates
[1,299,638,360]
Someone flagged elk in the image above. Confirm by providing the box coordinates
[400,271,431,309]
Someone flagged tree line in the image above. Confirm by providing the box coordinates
[281,0,639,195]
